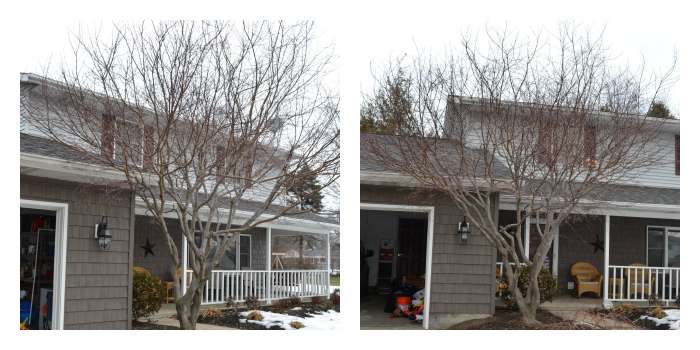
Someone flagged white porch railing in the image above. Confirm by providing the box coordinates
[495,262,528,277]
[184,269,331,305]
[608,265,680,303]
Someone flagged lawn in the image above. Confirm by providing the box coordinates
[330,274,340,286]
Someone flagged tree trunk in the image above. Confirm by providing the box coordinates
[175,277,203,329]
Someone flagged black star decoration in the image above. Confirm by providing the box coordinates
[141,238,156,257]
[588,234,604,254]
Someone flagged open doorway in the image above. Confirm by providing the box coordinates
[20,200,67,330]
[20,208,56,330]
[360,207,431,329]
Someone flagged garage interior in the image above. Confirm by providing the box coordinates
[360,209,428,329]
[20,208,57,330]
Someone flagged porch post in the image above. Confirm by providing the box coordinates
[182,233,188,295]
[327,231,331,297]
[266,227,272,304]
[552,223,559,277]
[524,215,530,258]
[603,215,611,309]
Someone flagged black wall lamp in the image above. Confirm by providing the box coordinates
[457,217,471,243]
[95,216,112,251]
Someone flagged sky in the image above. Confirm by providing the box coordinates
[357,19,680,116]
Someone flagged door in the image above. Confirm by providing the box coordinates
[529,223,555,271]
[396,218,427,281]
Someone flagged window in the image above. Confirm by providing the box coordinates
[203,233,251,270]
[675,134,680,176]
[647,226,680,267]
[114,120,144,166]
[239,234,251,269]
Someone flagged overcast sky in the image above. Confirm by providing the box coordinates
[357,19,680,116]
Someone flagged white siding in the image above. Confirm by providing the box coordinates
[618,131,679,189]
[451,106,680,190]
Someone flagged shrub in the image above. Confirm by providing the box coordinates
[608,303,644,321]
[247,310,264,321]
[289,321,305,329]
[648,307,667,319]
[498,266,558,308]
[311,296,326,305]
[200,309,222,318]
[331,289,340,306]
[245,295,260,310]
[612,303,635,314]
[273,296,302,310]
[132,269,166,320]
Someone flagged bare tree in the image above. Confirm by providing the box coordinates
[363,24,676,324]
[22,20,339,329]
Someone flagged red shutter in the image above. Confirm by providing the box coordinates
[101,115,114,159]
[675,134,680,176]
[216,145,225,180]
[537,124,552,165]
[584,125,596,161]
[143,126,155,169]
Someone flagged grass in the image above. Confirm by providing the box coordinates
[330,274,340,286]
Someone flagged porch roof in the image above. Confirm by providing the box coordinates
[360,132,511,177]
[21,133,339,228]
[360,133,679,209]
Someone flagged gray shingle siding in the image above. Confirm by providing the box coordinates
[134,218,268,280]
[21,175,133,330]
[360,184,496,329]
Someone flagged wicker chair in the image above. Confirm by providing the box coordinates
[626,263,655,298]
[164,267,183,303]
[133,266,151,275]
[571,262,602,298]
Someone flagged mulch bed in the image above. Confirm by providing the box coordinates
[448,307,601,330]
[197,301,338,330]
[593,306,678,330]
[132,321,181,330]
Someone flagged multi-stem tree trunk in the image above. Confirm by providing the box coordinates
[500,227,555,325]
[174,270,205,329]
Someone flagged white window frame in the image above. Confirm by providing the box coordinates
[20,199,68,330]
[646,225,680,267]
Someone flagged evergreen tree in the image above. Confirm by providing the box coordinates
[647,101,675,119]
[360,66,416,134]
[287,166,324,212]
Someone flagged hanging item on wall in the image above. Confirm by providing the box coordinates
[141,238,156,257]
[588,234,604,254]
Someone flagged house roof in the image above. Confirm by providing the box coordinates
[21,132,104,165]
[21,133,338,225]
[360,133,679,207]
[360,132,512,178]
[583,183,679,206]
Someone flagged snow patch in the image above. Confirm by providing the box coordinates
[239,310,340,330]
[639,309,680,330]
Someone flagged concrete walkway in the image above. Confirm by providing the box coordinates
[146,316,237,330]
